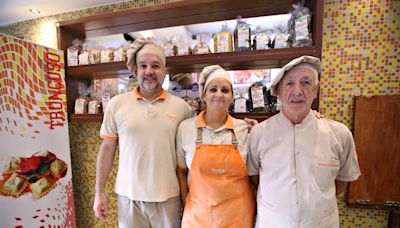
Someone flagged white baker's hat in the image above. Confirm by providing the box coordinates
[198,65,232,100]
[270,55,321,96]
[126,38,166,76]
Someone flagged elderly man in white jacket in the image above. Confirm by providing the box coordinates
[248,55,361,228]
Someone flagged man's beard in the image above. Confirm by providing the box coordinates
[140,78,161,92]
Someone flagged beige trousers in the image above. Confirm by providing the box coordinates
[117,195,181,228]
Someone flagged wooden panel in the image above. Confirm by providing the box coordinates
[348,95,400,209]
[58,0,299,38]
[69,114,103,122]
[230,112,277,123]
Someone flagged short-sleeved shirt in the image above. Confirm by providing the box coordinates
[177,111,249,171]
[248,111,361,227]
[100,87,194,202]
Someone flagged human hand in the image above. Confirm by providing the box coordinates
[312,110,325,119]
[244,118,258,133]
[93,192,110,220]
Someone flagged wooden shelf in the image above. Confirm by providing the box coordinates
[230,112,278,122]
[69,114,103,122]
[67,61,129,79]
[67,47,317,79]
[69,112,277,122]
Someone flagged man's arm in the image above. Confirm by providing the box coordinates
[93,139,117,220]
[335,180,348,196]
[177,166,189,207]
[250,175,260,189]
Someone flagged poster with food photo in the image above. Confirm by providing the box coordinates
[0,33,76,227]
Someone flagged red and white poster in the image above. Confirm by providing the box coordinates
[0,33,76,227]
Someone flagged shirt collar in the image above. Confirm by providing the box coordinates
[196,111,234,129]
[278,110,315,128]
[133,86,167,101]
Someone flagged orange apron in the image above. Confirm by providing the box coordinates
[182,128,255,228]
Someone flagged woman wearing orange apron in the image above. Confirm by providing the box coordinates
[176,65,255,228]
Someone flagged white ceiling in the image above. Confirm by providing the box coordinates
[0,0,127,26]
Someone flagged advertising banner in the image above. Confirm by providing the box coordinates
[0,33,76,227]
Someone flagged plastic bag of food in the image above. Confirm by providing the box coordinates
[288,2,313,47]
[193,33,211,54]
[162,37,177,57]
[67,39,82,66]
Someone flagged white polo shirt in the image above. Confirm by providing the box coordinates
[177,111,249,170]
[248,111,361,228]
[100,88,194,202]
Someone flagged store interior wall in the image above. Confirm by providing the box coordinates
[1,0,398,227]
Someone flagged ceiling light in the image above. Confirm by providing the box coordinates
[29,9,41,14]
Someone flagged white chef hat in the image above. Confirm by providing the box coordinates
[198,65,232,99]
[126,38,166,76]
[270,55,321,96]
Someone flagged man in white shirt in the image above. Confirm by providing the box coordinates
[93,38,194,228]
[248,55,361,228]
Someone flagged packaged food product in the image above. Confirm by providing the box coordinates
[176,34,190,56]
[67,47,79,66]
[88,99,102,114]
[67,39,82,66]
[193,33,211,54]
[114,47,127,62]
[253,27,272,50]
[274,33,290,49]
[234,16,251,51]
[214,22,233,53]
[74,97,88,114]
[89,49,101,64]
[78,52,90,65]
[101,49,114,63]
[248,82,268,112]
[162,37,177,57]
[288,3,313,47]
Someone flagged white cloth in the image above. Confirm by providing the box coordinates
[176,114,249,170]
[100,88,194,202]
[248,111,361,228]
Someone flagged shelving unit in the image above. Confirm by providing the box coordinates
[70,111,278,123]
[57,0,324,122]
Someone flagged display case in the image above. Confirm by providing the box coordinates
[57,0,324,122]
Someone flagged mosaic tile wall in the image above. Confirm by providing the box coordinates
[1,0,399,227]
[320,0,400,128]
[320,1,399,226]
